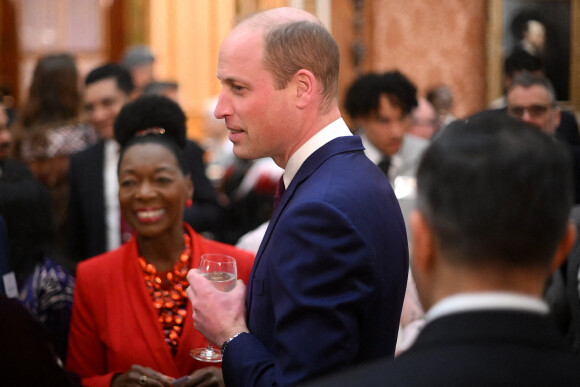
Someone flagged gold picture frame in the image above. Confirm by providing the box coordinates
[486,0,580,111]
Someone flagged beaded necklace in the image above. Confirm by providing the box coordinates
[138,233,192,356]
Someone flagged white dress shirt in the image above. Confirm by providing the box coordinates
[425,292,549,323]
[104,139,121,251]
[283,117,352,189]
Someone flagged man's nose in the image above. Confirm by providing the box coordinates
[92,105,108,122]
[214,92,231,119]
[521,109,533,123]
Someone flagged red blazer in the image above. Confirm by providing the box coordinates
[66,223,255,387]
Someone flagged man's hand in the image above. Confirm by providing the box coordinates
[186,269,249,346]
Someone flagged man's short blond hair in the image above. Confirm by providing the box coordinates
[263,21,339,112]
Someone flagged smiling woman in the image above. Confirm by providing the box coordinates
[66,95,255,387]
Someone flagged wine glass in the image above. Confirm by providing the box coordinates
[190,253,237,362]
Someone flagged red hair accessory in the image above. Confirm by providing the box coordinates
[135,127,166,137]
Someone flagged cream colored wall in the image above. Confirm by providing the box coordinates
[148,0,332,140]
[149,0,235,140]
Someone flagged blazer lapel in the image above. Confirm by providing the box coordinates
[245,136,365,315]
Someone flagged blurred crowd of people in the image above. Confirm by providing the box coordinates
[1,7,580,387]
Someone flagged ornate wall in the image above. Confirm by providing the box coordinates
[369,0,487,118]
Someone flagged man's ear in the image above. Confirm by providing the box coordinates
[550,222,577,272]
[294,69,316,109]
[410,210,435,272]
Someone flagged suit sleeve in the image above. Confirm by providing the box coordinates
[223,201,376,386]
[182,140,225,234]
[66,265,117,387]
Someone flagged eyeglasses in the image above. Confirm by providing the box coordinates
[507,104,551,118]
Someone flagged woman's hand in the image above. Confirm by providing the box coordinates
[111,364,174,387]
[173,367,224,387]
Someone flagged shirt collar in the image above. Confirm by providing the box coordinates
[283,118,352,188]
[425,292,549,323]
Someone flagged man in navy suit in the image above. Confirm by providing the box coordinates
[307,114,580,386]
[68,64,222,262]
[187,7,408,386]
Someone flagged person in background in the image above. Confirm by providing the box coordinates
[68,64,222,262]
[0,176,75,362]
[121,45,156,98]
[11,53,97,261]
[344,71,428,184]
[506,72,580,205]
[307,113,580,387]
[142,81,180,103]
[66,95,254,387]
[407,97,439,140]
[67,63,135,263]
[506,72,561,136]
[200,96,237,190]
[187,8,408,386]
[425,84,456,130]
[0,102,31,180]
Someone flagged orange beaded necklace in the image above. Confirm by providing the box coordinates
[138,232,192,356]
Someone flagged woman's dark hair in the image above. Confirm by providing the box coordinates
[19,53,81,128]
[114,95,188,173]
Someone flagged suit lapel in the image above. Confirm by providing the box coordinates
[245,136,365,316]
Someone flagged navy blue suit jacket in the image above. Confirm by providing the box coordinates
[67,139,223,262]
[223,135,409,386]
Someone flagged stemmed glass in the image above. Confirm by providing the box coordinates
[190,253,237,362]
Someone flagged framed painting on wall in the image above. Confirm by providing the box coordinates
[487,0,580,110]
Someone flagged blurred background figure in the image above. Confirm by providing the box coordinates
[0,176,75,363]
[490,49,544,109]
[200,96,236,190]
[344,70,428,185]
[0,101,31,180]
[11,53,97,261]
[143,81,180,103]
[408,97,439,140]
[426,84,456,130]
[121,45,156,98]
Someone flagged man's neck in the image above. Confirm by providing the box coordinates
[422,262,548,311]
